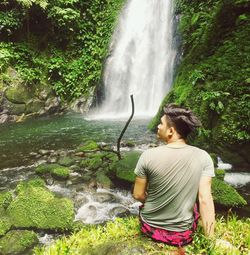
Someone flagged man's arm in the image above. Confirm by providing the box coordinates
[133,176,148,203]
[198,176,215,237]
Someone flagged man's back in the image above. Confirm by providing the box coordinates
[135,144,214,231]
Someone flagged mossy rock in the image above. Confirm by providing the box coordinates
[77,140,99,152]
[215,169,225,180]
[0,216,12,236]
[80,157,103,171]
[51,166,70,180]
[7,180,74,230]
[25,99,45,114]
[35,163,57,175]
[5,101,26,115]
[5,85,33,104]
[58,156,75,167]
[96,171,113,188]
[212,178,247,208]
[35,164,70,180]
[111,151,141,183]
[0,192,13,210]
[0,230,38,255]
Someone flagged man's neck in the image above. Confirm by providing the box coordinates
[167,138,186,145]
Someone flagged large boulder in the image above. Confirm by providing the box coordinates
[0,230,38,255]
[111,151,141,183]
[7,178,74,230]
[212,177,247,208]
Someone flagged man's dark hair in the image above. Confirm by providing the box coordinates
[163,103,202,139]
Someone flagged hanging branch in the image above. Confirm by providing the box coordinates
[116,94,135,160]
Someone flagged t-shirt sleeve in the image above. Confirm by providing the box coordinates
[134,151,148,178]
[201,152,215,177]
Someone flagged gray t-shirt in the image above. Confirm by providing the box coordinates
[134,144,215,232]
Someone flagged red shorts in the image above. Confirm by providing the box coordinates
[139,204,199,247]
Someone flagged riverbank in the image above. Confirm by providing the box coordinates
[33,216,250,255]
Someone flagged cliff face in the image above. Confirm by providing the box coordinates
[150,0,250,167]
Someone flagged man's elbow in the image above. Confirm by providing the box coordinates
[199,193,214,207]
[133,192,145,202]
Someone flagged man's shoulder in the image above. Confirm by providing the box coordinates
[188,145,211,159]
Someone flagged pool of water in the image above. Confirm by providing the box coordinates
[0,113,156,170]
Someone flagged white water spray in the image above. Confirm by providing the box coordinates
[92,0,176,119]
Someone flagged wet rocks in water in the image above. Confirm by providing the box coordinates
[6,178,75,230]
[109,206,130,218]
[93,192,117,203]
[35,163,70,180]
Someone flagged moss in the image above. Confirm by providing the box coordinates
[111,151,141,183]
[212,178,247,207]
[0,217,12,236]
[5,101,26,115]
[25,99,45,114]
[51,166,70,180]
[80,156,103,171]
[58,156,75,167]
[7,180,74,230]
[0,230,38,255]
[77,140,99,152]
[96,171,113,188]
[5,85,33,104]
[35,164,70,180]
[215,169,225,180]
[0,192,13,210]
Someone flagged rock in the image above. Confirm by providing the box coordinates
[111,151,141,183]
[5,85,32,104]
[58,156,75,167]
[73,194,89,209]
[0,114,9,124]
[4,101,25,115]
[109,206,130,218]
[7,179,74,230]
[25,99,45,114]
[75,151,85,157]
[0,230,39,255]
[0,217,12,236]
[93,192,116,203]
[38,149,50,156]
[44,97,61,114]
[212,177,247,207]
[96,171,113,189]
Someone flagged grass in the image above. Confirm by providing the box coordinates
[33,214,250,255]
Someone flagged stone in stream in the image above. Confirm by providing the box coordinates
[93,192,117,203]
[109,206,130,218]
[6,178,75,230]
[0,230,39,255]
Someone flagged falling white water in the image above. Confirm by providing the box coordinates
[92,0,176,119]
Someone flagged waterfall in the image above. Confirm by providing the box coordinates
[92,0,176,119]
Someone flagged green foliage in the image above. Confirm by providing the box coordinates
[7,179,74,230]
[151,1,250,165]
[0,230,39,255]
[215,169,225,180]
[0,0,125,100]
[212,178,247,207]
[33,216,250,255]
